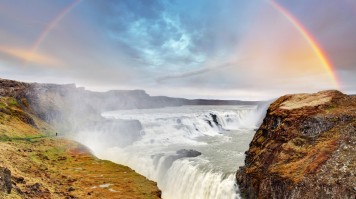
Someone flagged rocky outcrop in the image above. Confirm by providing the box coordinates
[236,90,356,199]
[0,167,12,194]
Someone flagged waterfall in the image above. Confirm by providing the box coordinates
[74,105,267,199]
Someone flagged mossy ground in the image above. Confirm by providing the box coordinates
[0,97,54,139]
[0,97,160,198]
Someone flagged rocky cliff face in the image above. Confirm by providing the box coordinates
[0,78,259,128]
[236,90,356,199]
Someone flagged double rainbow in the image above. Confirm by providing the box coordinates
[27,0,340,88]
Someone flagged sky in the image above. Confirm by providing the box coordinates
[0,0,355,100]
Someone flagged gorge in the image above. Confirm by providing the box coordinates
[0,78,355,199]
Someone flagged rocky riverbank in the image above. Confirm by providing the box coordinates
[236,90,355,199]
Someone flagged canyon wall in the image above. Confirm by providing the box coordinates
[236,90,355,199]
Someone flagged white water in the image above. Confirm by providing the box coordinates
[75,105,266,199]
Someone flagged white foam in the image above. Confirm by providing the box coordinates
[76,105,268,199]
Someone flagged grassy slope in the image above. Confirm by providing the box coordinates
[0,97,160,199]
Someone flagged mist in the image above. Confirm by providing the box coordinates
[17,77,271,199]
[65,98,270,199]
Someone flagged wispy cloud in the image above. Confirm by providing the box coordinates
[156,62,234,83]
[103,2,207,70]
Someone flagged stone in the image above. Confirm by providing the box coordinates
[0,167,12,194]
[236,90,356,199]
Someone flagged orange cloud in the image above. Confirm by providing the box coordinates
[227,3,338,89]
[0,46,62,67]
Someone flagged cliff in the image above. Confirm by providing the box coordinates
[236,90,356,199]
[0,78,259,134]
[0,78,257,113]
[0,79,161,198]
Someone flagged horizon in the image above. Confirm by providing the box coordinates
[2,76,351,102]
[0,0,355,100]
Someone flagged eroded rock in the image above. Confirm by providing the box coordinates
[176,149,202,158]
[0,167,12,194]
[236,90,356,199]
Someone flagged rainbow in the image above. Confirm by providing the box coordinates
[267,0,340,88]
[26,0,340,88]
[24,0,82,66]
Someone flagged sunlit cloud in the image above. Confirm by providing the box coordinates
[0,46,62,67]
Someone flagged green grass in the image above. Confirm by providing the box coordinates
[0,102,6,109]
[0,135,51,142]
[8,98,19,106]
[326,104,336,110]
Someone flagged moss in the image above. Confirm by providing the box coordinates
[0,97,46,138]
[326,104,336,110]
[8,98,19,106]
[0,102,6,109]
[256,136,266,144]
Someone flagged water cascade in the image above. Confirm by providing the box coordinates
[75,105,267,199]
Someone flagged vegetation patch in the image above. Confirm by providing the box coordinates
[0,95,161,198]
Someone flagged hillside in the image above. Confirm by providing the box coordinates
[0,86,160,198]
[236,90,356,198]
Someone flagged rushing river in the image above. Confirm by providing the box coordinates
[75,105,266,199]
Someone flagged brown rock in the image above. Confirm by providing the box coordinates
[0,167,12,194]
[68,187,75,192]
[236,90,356,199]
[24,182,51,198]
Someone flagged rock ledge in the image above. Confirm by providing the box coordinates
[236,90,356,199]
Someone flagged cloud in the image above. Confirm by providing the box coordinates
[156,62,234,83]
[105,9,206,70]
[0,46,62,67]
[0,0,355,100]
[90,0,229,73]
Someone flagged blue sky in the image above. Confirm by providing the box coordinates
[0,0,355,100]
